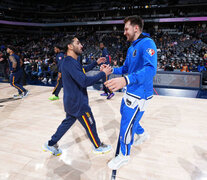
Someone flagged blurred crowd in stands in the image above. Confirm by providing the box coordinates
[154,27,207,73]
[0,26,207,84]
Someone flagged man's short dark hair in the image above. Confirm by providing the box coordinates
[54,43,64,51]
[63,36,76,51]
[124,15,144,31]
[7,45,16,52]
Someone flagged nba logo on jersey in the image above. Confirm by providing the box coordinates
[146,48,155,56]
[59,57,62,60]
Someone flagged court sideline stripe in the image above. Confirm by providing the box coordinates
[111,134,120,180]
[153,88,159,95]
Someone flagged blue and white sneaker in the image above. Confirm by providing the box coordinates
[42,142,62,156]
[22,90,29,98]
[93,143,112,154]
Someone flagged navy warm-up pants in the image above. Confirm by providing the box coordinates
[52,77,62,97]
[49,111,101,148]
[10,69,26,94]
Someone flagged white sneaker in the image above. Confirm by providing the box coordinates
[108,153,130,170]
[22,90,29,98]
[48,78,52,84]
[42,78,47,84]
[133,131,150,146]
[42,142,62,156]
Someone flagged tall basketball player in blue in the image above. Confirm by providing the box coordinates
[7,46,29,99]
[105,15,157,169]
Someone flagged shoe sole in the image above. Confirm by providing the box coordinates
[13,96,23,99]
[42,145,62,156]
[133,135,150,147]
[93,148,112,155]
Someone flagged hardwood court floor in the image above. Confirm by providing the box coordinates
[0,83,207,180]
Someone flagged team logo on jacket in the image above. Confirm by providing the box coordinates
[133,50,137,57]
[86,112,93,125]
[146,48,155,56]
[126,98,132,106]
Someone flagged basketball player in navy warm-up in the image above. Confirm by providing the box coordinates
[49,45,65,101]
[7,45,29,99]
[43,36,112,155]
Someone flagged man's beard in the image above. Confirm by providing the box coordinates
[127,33,136,42]
[74,48,82,56]
[128,36,134,42]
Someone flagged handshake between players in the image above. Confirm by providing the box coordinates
[100,63,127,92]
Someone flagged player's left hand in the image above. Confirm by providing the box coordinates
[97,57,106,65]
[104,77,126,92]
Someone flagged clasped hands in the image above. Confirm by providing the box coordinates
[100,64,127,92]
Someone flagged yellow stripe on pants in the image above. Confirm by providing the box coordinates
[12,76,23,93]
[52,78,60,94]
[82,115,99,148]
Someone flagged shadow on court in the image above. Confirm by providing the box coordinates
[0,97,21,103]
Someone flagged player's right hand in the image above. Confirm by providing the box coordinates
[97,57,106,65]
[100,64,108,71]
[102,65,112,76]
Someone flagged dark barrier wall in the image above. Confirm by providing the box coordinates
[86,68,202,89]
[154,71,202,89]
